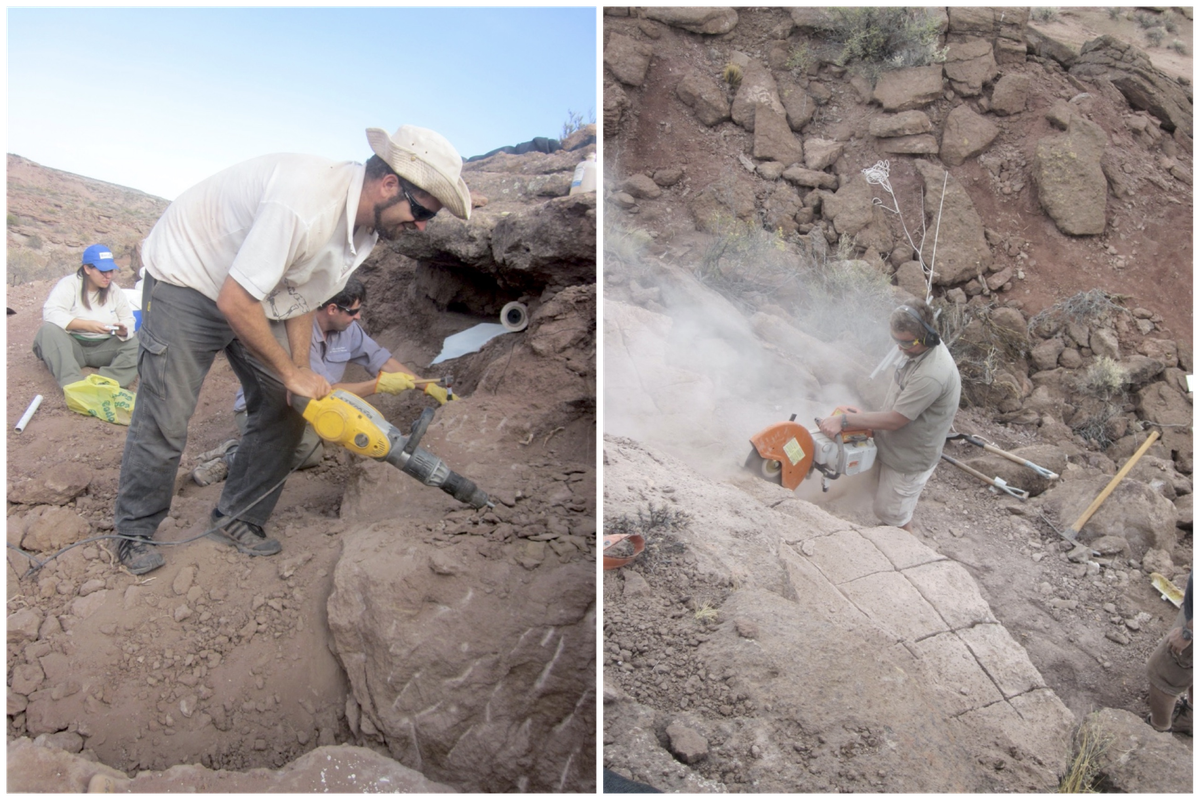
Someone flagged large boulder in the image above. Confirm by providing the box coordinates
[489,193,597,288]
[604,436,1074,793]
[822,176,874,236]
[781,165,837,191]
[1084,708,1194,794]
[688,175,757,226]
[676,69,731,127]
[894,261,928,300]
[1024,26,1079,69]
[991,73,1030,116]
[621,174,662,200]
[605,34,654,87]
[7,463,91,506]
[947,7,1027,64]
[1030,338,1065,372]
[731,60,784,131]
[6,738,454,793]
[786,7,828,32]
[878,135,940,155]
[640,7,739,36]
[1038,476,1178,560]
[913,161,992,284]
[763,183,804,237]
[1120,355,1166,388]
[943,38,998,96]
[946,7,1026,43]
[752,105,803,165]
[18,506,91,553]
[803,138,844,171]
[1033,117,1108,236]
[869,110,933,138]
[604,80,630,137]
[779,81,816,131]
[872,66,944,111]
[327,528,594,793]
[940,104,999,166]
[1070,35,1193,138]
[1136,382,1192,428]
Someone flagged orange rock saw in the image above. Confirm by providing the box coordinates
[745,407,877,492]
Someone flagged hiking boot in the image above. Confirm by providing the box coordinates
[192,457,229,486]
[115,535,165,575]
[1172,699,1193,736]
[195,438,239,464]
[208,509,281,557]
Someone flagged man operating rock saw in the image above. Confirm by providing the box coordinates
[817,301,961,532]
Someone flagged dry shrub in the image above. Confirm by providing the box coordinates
[1032,7,1060,23]
[1058,714,1114,793]
[819,7,946,82]
[1027,289,1128,338]
[939,300,1029,407]
[1080,356,1126,400]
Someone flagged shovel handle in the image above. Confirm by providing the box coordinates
[952,434,1059,480]
[941,454,1029,500]
[1066,429,1160,537]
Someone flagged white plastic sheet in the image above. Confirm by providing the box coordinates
[430,323,512,365]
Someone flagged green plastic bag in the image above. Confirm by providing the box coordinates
[63,375,136,426]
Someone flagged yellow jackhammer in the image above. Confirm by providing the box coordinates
[292,389,492,509]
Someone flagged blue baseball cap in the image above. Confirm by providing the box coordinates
[82,244,119,271]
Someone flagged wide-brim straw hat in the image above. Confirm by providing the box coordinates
[366,125,471,221]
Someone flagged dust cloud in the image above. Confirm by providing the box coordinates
[606,247,899,514]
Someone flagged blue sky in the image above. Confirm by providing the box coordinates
[7,7,597,200]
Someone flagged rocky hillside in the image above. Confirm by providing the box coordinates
[603,6,1191,792]
[604,4,1191,473]
[7,135,597,791]
[5,154,169,285]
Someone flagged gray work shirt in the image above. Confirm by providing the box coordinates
[233,318,392,412]
[874,342,962,473]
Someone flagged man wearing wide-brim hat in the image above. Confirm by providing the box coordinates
[112,125,470,576]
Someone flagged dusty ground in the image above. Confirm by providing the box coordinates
[6,256,595,785]
[603,408,1193,792]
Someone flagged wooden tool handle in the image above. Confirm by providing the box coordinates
[1068,429,1160,535]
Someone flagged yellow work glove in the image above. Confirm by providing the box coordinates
[374,371,416,395]
[424,383,451,405]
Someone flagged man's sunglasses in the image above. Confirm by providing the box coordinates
[336,303,364,317]
[401,183,438,222]
[892,333,922,348]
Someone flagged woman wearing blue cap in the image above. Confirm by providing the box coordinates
[32,243,139,388]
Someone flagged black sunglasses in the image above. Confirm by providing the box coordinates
[335,303,363,317]
[401,183,438,222]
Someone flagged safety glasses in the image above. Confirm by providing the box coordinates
[891,333,921,348]
[401,184,438,222]
[336,303,363,317]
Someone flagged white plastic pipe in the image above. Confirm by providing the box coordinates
[15,394,43,432]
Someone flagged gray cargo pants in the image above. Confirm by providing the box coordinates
[113,274,306,540]
[32,322,139,388]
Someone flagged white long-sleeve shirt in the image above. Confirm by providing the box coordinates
[42,273,136,342]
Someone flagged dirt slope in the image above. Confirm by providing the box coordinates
[7,146,597,791]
